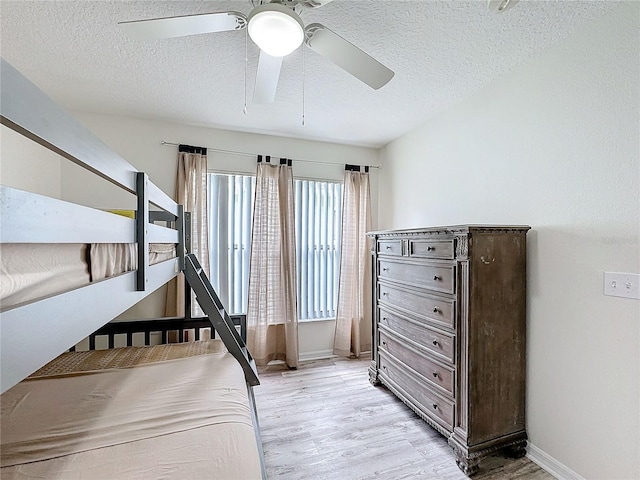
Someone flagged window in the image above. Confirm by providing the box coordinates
[208,174,255,316]
[295,180,342,320]
[208,173,343,320]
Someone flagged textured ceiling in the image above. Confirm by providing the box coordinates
[0,0,619,148]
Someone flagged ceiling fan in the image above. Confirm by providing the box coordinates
[118,0,394,104]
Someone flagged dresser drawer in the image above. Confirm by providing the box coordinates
[378,239,403,256]
[379,353,454,431]
[379,307,455,364]
[379,329,454,397]
[408,239,454,260]
[379,259,454,294]
[378,283,455,329]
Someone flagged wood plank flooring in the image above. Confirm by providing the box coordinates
[255,357,553,480]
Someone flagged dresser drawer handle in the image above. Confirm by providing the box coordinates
[432,339,439,346]
[382,267,389,272]
[386,245,391,250]
[382,292,388,296]
[432,403,438,410]
[433,275,441,281]
[432,307,440,313]
[427,246,435,251]
[381,340,387,346]
[432,371,439,378]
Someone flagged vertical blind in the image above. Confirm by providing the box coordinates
[295,180,343,320]
[207,173,343,320]
[208,174,255,315]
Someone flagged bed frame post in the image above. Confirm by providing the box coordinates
[136,172,150,291]
[184,211,193,320]
[176,205,186,272]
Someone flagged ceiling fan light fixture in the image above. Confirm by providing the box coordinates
[248,4,304,57]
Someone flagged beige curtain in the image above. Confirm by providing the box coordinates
[246,161,299,368]
[333,169,372,357]
[166,148,210,318]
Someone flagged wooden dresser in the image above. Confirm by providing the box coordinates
[368,225,530,475]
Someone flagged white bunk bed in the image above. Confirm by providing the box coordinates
[0,59,265,479]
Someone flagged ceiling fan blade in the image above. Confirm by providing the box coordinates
[119,12,246,41]
[304,23,394,90]
[298,0,336,7]
[253,51,283,104]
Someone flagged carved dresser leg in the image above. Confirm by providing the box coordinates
[455,456,480,476]
[450,438,480,476]
[368,363,381,386]
[504,439,528,459]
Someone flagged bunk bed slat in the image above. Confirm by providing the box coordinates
[148,182,178,217]
[148,223,179,244]
[0,59,138,194]
[0,258,179,394]
[0,186,136,243]
[0,188,177,244]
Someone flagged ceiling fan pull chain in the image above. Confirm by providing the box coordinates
[243,27,248,115]
[302,43,305,126]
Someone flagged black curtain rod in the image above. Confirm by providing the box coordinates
[345,164,370,173]
[257,155,292,166]
[162,141,380,170]
[178,144,207,155]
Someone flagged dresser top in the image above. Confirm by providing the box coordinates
[368,225,531,237]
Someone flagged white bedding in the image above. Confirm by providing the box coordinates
[1,343,262,479]
[0,243,90,309]
[89,242,175,282]
[0,243,175,310]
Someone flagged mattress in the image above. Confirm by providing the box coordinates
[0,340,262,480]
[0,243,175,310]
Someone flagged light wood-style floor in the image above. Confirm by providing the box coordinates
[255,357,554,480]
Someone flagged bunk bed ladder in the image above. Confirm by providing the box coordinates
[184,254,260,387]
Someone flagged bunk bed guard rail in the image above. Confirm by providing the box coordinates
[0,58,184,393]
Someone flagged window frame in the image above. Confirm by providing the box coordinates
[207,170,344,322]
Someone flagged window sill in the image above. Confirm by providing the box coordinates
[299,317,336,324]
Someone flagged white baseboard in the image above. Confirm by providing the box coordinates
[527,443,585,480]
[299,349,336,362]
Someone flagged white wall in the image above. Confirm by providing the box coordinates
[61,113,379,357]
[61,114,380,211]
[0,124,62,198]
[379,3,639,479]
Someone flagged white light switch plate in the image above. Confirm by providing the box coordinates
[604,272,640,299]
